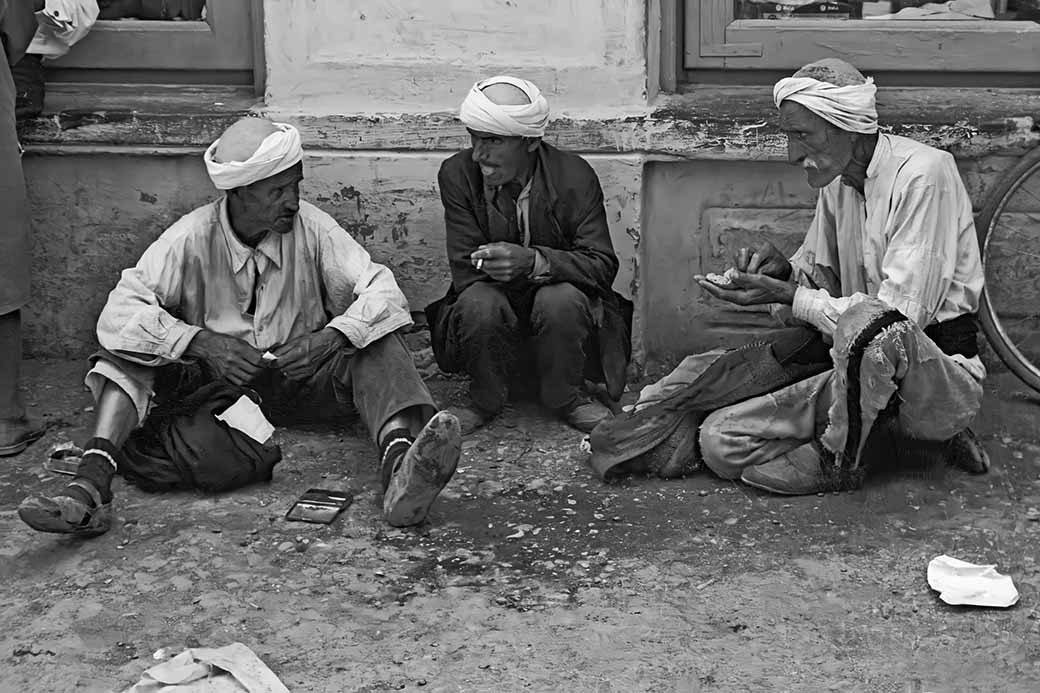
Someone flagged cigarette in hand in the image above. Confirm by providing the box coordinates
[475,258,484,270]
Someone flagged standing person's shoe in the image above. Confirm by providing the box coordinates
[0,417,45,457]
[382,411,461,527]
[12,53,44,121]
[561,396,613,433]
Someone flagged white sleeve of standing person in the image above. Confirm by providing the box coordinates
[28,0,99,59]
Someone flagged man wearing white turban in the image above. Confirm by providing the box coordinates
[19,117,461,536]
[591,58,988,496]
[427,76,632,435]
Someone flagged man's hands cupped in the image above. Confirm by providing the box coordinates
[695,240,797,307]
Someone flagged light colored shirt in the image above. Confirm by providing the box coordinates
[514,178,551,281]
[789,134,984,339]
[29,0,97,59]
[96,198,413,366]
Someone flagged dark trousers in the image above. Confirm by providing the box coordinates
[438,281,594,413]
[100,332,436,445]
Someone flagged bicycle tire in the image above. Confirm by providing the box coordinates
[975,145,1040,393]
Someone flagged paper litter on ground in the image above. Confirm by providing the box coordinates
[123,641,289,692]
[927,554,1020,608]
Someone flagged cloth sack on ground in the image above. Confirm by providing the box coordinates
[124,642,289,693]
[120,381,282,493]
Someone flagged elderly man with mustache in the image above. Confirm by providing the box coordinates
[592,58,988,495]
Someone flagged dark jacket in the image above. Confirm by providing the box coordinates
[427,142,633,399]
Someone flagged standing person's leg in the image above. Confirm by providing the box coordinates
[19,354,154,536]
[0,311,44,455]
[434,282,521,432]
[0,48,39,457]
[528,282,608,432]
[316,332,460,527]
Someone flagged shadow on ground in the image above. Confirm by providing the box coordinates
[1,360,1039,692]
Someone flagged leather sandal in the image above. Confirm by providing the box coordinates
[18,479,112,537]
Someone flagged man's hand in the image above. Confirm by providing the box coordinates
[695,271,797,307]
[269,328,349,382]
[471,242,536,283]
[184,330,266,386]
[735,241,792,280]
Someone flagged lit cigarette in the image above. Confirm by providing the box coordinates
[475,258,484,270]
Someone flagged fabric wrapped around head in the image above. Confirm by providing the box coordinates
[773,76,879,134]
[204,121,303,190]
[459,75,550,137]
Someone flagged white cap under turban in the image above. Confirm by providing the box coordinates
[204,121,303,190]
[773,76,879,134]
[459,75,550,138]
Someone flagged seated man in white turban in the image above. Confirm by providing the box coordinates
[593,58,988,495]
[427,76,632,434]
[19,117,461,536]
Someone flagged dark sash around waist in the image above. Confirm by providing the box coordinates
[924,313,979,359]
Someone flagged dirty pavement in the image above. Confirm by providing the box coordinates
[2,353,1039,692]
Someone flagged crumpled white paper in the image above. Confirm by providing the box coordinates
[215,396,275,445]
[927,554,1020,608]
[123,642,289,692]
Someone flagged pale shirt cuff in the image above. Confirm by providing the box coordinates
[169,323,205,360]
[792,286,827,325]
[327,310,413,350]
[528,249,551,281]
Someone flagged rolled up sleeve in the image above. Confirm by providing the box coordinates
[319,225,413,348]
[95,236,201,366]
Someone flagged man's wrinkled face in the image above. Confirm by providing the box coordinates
[779,101,856,189]
[234,162,303,236]
[469,129,538,187]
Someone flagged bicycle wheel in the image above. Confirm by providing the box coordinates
[976,145,1040,393]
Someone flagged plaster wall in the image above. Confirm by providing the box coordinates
[263,0,649,116]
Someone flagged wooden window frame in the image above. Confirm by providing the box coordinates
[684,0,1040,72]
[48,0,265,94]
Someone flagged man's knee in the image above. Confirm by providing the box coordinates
[531,282,591,331]
[453,282,516,330]
[85,356,153,426]
[833,297,904,354]
[697,409,742,480]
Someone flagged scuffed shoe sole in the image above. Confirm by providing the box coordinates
[383,411,461,527]
[18,495,111,537]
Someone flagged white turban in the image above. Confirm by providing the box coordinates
[204,122,303,190]
[773,76,879,134]
[459,75,550,137]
